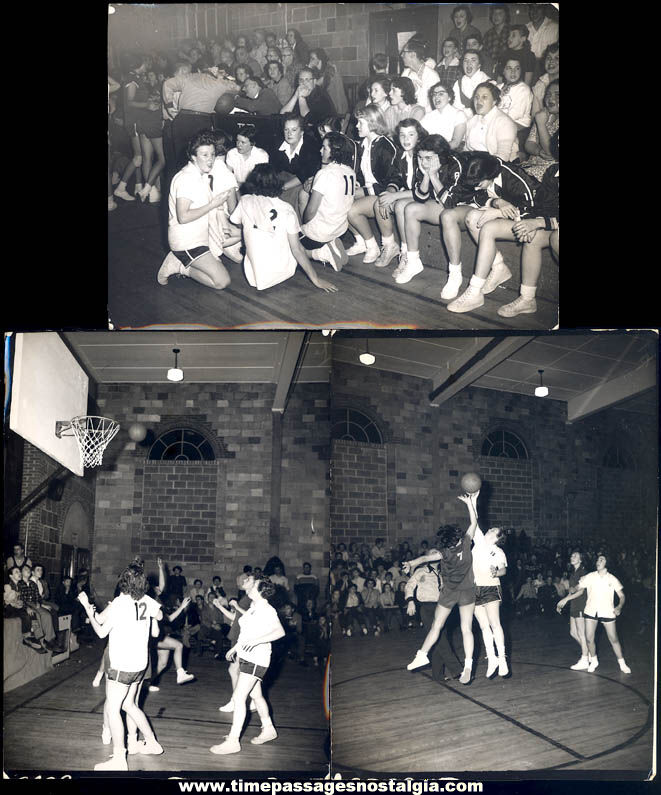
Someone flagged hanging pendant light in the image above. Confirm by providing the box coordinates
[167,348,184,382]
[534,369,548,397]
[359,339,375,366]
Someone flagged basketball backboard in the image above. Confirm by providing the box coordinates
[9,333,89,476]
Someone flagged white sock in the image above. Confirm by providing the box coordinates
[469,275,486,291]
[464,658,472,670]
[381,234,395,246]
[400,242,408,253]
[117,181,127,191]
[449,263,462,275]
[481,625,495,657]
[492,250,505,268]
[408,250,421,264]
[365,236,378,249]
[353,233,365,245]
[521,284,537,300]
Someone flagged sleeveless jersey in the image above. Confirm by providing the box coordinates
[440,533,474,587]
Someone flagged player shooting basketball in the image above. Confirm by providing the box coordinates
[404,492,479,685]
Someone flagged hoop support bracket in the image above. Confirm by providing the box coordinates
[55,421,73,438]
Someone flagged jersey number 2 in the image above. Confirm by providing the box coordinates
[343,175,355,196]
[135,602,147,621]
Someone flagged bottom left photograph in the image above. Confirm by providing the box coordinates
[3,330,330,775]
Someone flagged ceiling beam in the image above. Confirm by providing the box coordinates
[272,332,307,413]
[429,335,536,406]
[567,357,657,423]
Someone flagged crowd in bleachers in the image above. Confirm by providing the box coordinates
[108,4,559,318]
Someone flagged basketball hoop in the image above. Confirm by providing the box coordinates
[55,416,120,469]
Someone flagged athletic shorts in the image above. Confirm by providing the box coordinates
[583,614,615,623]
[475,584,501,606]
[239,658,268,681]
[106,666,147,685]
[137,113,163,140]
[173,246,209,266]
[438,583,476,609]
[299,234,325,251]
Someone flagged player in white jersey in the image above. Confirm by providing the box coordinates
[78,563,164,771]
[298,132,357,271]
[470,493,509,677]
[210,574,285,755]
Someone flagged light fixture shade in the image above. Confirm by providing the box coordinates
[534,385,548,397]
[359,352,375,365]
[168,348,183,381]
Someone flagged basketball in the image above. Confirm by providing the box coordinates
[128,422,147,442]
[460,472,482,494]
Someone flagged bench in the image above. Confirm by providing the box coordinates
[3,617,53,693]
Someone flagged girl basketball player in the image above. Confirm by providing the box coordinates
[563,550,589,670]
[556,554,631,674]
[470,494,509,677]
[210,574,285,755]
[78,563,164,770]
[404,493,478,685]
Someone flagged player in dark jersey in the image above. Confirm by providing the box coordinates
[403,492,478,684]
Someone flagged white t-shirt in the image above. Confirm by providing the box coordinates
[106,592,162,672]
[471,527,507,586]
[207,159,239,256]
[168,161,213,251]
[225,146,270,186]
[300,163,356,243]
[421,105,467,143]
[401,64,441,112]
[237,599,283,666]
[579,571,624,619]
[230,195,300,290]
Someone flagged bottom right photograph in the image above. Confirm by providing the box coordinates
[328,331,657,777]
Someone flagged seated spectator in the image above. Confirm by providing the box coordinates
[421,82,466,149]
[313,614,330,666]
[450,4,482,52]
[300,597,320,642]
[400,40,440,112]
[553,575,568,598]
[515,575,538,615]
[279,41,302,88]
[280,67,335,123]
[188,578,206,601]
[234,75,281,115]
[464,82,518,161]
[237,565,253,598]
[266,45,283,64]
[537,576,557,616]
[233,62,254,89]
[270,564,290,596]
[380,582,404,631]
[522,80,558,181]
[531,42,559,117]
[384,76,425,134]
[361,578,385,635]
[497,26,536,85]
[452,50,493,118]
[232,45,263,77]
[6,541,33,572]
[464,32,495,78]
[368,75,392,117]
[265,31,278,49]
[264,60,293,108]
[278,602,306,663]
[527,3,559,75]
[357,53,390,110]
[435,38,462,92]
[225,125,270,185]
[5,566,48,653]
[298,131,358,271]
[483,5,511,70]
[207,575,227,603]
[308,48,348,116]
[286,28,310,68]
[218,48,235,73]
[249,30,268,69]
[229,163,337,292]
[17,564,59,650]
[394,580,410,627]
[497,55,533,135]
[340,583,368,636]
[193,594,225,653]
[270,113,322,200]
[53,574,81,629]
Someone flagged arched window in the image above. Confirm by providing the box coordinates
[481,429,529,459]
[148,428,216,461]
[331,408,383,444]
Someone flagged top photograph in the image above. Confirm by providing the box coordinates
[108,3,559,331]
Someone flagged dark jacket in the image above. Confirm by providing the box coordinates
[385,149,417,192]
[413,152,464,204]
[270,134,322,184]
[356,135,398,195]
[234,87,282,115]
[295,86,335,123]
[453,158,540,214]
[530,161,558,225]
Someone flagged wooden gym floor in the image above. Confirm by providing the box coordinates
[331,608,654,776]
[3,639,328,775]
[108,202,558,331]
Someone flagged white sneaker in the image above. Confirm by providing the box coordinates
[250,726,277,745]
[497,296,537,317]
[137,184,151,203]
[570,657,589,671]
[128,738,163,755]
[485,657,498,678]
[101,726,111,745]
[361,627,368,635]
[345,239,367,256]
[498,657,509,677]
[108,197,117,212]
[618,660,632,674]
[362,245,381,264]
[157,251,184,285]
[447,287,484,313]
[482,262,512,294]
[440,270,463,300]
[176,670,195,685]
[219,700,234,712]
[392,251,408,280]
[148,684,160,692]
[346,627,352,637]
[210,737,241,755]
[374,628,380,637]
[111,171,121,186]
[94,752,128,771]
[394,259,424,284]
[406,650,430,670]
[587,657,599,673]
[148,185,161,204]
[373,240,400,268]
[223,242,244,263]
[459,667,472,684]
[114,186,135,202]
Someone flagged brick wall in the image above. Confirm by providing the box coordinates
[93,381,330,602]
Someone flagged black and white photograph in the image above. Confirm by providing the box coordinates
[107,3,559,330]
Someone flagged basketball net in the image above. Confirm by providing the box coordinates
[56,416,120,469]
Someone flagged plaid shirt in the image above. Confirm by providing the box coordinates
[436,63,462,92]
[17,578,41,605]
[483,26,510,66]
